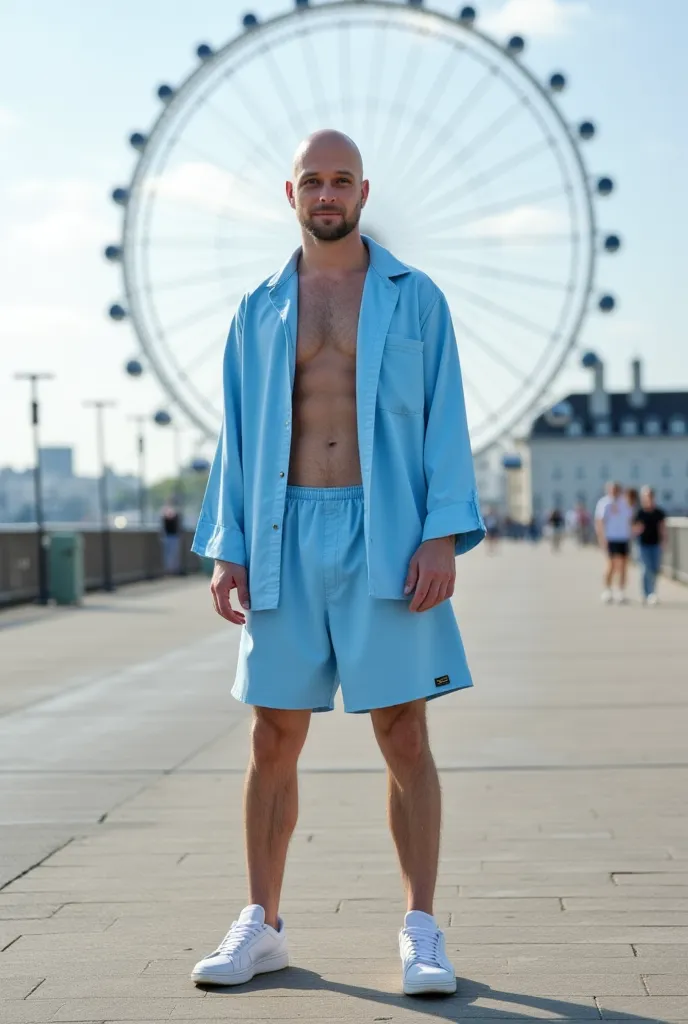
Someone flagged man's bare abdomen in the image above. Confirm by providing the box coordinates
[287,271,365,488]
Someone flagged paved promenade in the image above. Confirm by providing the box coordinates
[1,544,687,1023]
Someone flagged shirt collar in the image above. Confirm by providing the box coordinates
[267,234,411,292]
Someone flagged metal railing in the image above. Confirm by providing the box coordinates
[0,527,202,607]
[663,517,688,585]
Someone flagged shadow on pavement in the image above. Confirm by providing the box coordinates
[197,967,665,1022]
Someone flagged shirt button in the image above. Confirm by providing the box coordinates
[273,524,279,530]
[279,471,285,478]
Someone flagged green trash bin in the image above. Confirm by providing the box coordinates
[48,532,84,605]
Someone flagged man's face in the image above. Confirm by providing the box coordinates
[287,145,368,242]
[609,484,621,500]
[641,489,655,510]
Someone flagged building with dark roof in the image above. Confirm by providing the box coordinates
[507,359,688,521]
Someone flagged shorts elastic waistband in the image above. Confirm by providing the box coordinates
[286,485,364,502]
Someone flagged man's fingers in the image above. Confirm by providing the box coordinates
[235,574,251,610]
[409,573,432,612]
[404,559,419,596]
[211,582,245,625]
[416,579,443,612]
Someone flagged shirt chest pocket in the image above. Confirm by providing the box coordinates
[377,336,424,417]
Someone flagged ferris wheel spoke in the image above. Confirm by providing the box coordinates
[202,101,286,179]
[461,373,498,419]
[225,76,298,167]
[425,252,568,292]
[426,233,573,249]
[422,184,565,237]
[447,282,554,339]
[371,34,426,169]
[164,297,236,336]
[413,100,524,218]
[180,334,231,377]
[386,43,464,172]
[299,27,331,126]
[362,23,389,147]
[262,46,310,140]
[338,19,351,125]
[394,70,495,195]
[138,258,277,296]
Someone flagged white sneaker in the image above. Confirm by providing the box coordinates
[399,910,457,996]
[647,593,659,606]
[600,589,613,604]
[614,589,628,605]
[191,904,289,986]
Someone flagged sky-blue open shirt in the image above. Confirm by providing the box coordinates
[192,236,485,610]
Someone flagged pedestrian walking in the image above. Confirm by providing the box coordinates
[484,506,501,553]
[633,486,667,605]
[548,507,565,552]
[191,130,485,996]
[594,481,634,604]
[160,503,182,574]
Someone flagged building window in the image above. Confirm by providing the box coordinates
[669,416,687,435]
[552,466,563,480]
[663,490,673,504]
[577,490,587,505]
[567,420,583,437]
[630,461,640,481]
[600,464,610,480]
[553,491,563,508]
[575,466,585,480]
[645,417,662,435]
[621,418,638,436]
[661,461,672,478]
[595,420,611,436]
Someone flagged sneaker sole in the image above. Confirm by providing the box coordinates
[191,949,289,986]
[403,976,457,996]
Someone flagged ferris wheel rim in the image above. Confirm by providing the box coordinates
[116,0,600,453]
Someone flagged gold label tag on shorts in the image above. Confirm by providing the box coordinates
[435,674,450,687]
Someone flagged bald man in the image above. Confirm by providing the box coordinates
[191,130,485,995]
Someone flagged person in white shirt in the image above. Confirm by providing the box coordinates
[594,481,634,604]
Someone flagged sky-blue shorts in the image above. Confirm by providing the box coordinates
[233,485,474,714]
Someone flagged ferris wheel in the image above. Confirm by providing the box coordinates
[105,0,619,456]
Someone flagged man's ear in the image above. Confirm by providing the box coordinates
[285,181,296,209]
[361,178,370,209]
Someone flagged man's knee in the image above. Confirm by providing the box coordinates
[250,708,310,769]
[373,701,429,769]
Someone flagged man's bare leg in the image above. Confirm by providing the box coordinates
[604,555,614,590]
[617,555,628,591]
[371,700,441,914]
[245,707,311,928]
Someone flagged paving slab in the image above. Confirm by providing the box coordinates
[1,544,687,1021]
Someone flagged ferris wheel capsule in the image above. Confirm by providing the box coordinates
[104,245,122,262]
[459,6,477,24]
[579,121,596,141]
[154,410,172,427]
[129,132,148,151]
[196,43,214,60]
[549,72,566,92]
[108,303,128,321]
[157,84,175,103]
[597,176,614,196]
[125,358,144,377]
[604,234,621,253]
[242,13,259,29]
[111,187,129,205]
[599,294,616,313]
[507,36,525,55]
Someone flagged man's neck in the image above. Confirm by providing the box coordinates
[298,230,369,276]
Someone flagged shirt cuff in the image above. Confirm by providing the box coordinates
[191,520,246,566]
[422,495,486,556]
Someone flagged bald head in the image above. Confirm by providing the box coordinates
[287,129,368,243]
[292,129,363,181]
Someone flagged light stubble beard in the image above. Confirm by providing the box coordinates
[300,199,363,242]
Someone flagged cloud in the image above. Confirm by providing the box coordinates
[469,203,566,237]
[144,162,289,224]
[482,0,590,38]
[0,106,19,130]
[7,178,109,251]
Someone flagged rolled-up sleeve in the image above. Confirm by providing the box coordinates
[420,290,485,556]
[191,297,247,565]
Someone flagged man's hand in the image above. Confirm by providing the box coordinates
[211,559,250,625]
[404,536,456,613]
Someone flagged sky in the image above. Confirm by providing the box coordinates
[1,0,687,480]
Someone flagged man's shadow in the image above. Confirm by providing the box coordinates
[197,967,662,1022]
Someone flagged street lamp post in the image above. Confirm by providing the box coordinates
[128,415,147,525]
[84,400,116,593]
[14,372,54,605]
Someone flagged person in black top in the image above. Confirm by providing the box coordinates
[633,486,667,605]
[548,508,565,552]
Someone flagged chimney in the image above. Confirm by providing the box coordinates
[628,358,646,409]
[589,357,610,417]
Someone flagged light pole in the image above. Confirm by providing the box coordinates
[14,372,55,605]
[127,415,147,525]
[84,400,116,592]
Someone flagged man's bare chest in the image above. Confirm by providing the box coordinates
[296,276,365,363]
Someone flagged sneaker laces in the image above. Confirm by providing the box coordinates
[402,926,442,966]
[214,920,263,958]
